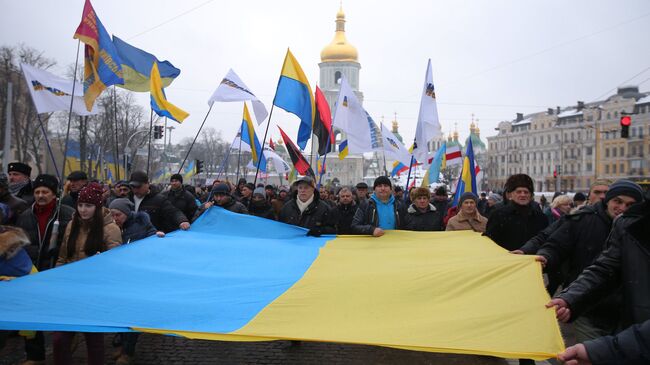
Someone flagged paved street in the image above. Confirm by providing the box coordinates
[1,332,555,365]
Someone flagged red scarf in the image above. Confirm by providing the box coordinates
[34,199,56,240]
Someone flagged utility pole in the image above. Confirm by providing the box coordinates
[3,82,13,170]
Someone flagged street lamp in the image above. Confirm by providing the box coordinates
[124,129,149,176]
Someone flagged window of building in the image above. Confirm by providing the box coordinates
[620,164,624,173]
[605,165,610,174]
[587,163,592,172]
[605,148,609,158]
[334,71,342,84]
[620,147,624,156]
[613,164,617,174]
[614,111,618,118]
[613,148,617,157]
[586,147,593,155]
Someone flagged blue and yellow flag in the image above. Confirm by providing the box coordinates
[0,208,564,359]
[112,36,180,92]
[150,63,189,123]
[73,0,124,111]
[421,143,446,187]
[338,139,349,160]
[452,138,477,206]
[240,104,267,172]
[273,49,315,150]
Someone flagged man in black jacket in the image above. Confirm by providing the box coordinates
[539,180,643,343]
[334,187,356,234]
[61,170,87,208]
[549,190,649,364]
[351,176,405,237]
[166,174,198,222]
[128,171,190,233]
[279,176,336,236]
[7,162,34,205]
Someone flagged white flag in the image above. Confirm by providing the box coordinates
[208,68,268,125]
[413,59,442,162]
[230,130,251,152]
[21,63,99,116]
[246,148,291,174]
[380,123,411,166]
[332,75,382,154]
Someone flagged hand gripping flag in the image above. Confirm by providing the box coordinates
[278,126,315,178]
[150,63,189,123]
[73,0,123,111]
[112,36,180,92]
[240,104,266,172]
[209,69,268,125]
[20,63,99,116]
[451,138,477,206]
[313,86,334,155]
[413,59,442,163]
[273,49,315,149]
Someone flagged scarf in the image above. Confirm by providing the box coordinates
[296,195,314,214]
[9,181,29,195]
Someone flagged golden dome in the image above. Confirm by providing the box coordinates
[320,6,358,62]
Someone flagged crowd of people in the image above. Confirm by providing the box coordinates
[0,159,648,365]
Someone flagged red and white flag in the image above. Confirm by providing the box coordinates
[445,145,462,166]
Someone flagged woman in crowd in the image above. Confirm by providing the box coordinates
[446,192,488,233]
[53,183,122,365]
[545,194,572,224]
[403,187,443,231]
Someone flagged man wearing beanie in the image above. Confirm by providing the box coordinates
[14,174,74,364]
[7,162,34,205]
[536,179,644,343]
[249,187,275,220]
[0,173,28,224]
[446,192,488,232]
[403,187,443,231]
[202,183,248,214]
[352,176,405,236]
[165,173,197,222]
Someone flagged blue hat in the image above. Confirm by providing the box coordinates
[604,179,643,204]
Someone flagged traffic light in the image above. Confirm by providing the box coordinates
[553,168,557,178]
[620,115,631,138]
[153,125,164,139]
[195,159,204,174]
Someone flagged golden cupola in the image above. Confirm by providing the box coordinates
[320,7,359,62]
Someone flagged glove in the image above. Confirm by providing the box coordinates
[306,227,322,237]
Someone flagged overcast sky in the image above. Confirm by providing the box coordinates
[2,0,649,151]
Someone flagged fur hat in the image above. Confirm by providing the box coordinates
[7,162,31,177]
[409,187,431,201]
[504,174,534,194]
[0,226,30,260]
[78,182,104,207]
[32,174,59,194]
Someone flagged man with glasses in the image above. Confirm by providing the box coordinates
[128,171,190,233]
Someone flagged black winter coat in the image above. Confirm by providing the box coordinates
[351,197,405,235]
[121,211,158,243]
[558,198,650,331]
[248,201,275,220]
[584,319,650,365]
[484,201,548,251]
[403,203,443,231]
[279,191,336,235]
[15,202,74,270]
[218,197,248,214]
[130,191,188,233]
[15,183,34,206]
[166,188,198,222]
[60,191,79,208]
[335,202,357,234]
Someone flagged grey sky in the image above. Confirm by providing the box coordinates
[2,0,649,151]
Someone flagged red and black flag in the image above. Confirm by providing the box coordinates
[278,126,315,178]
[313,86,334,156]
[269,137,276,151]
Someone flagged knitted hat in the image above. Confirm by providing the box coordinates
[604,179,644,204]
[7,162,31,177]
[109,198,134,215]
[213,183,230,194]
[253,187,266,198]
[170,174,183,183]
[488,193,503,203]
[32,174,59,194]
[504,174,534,194]
[459,192,479,205]
[373,176,392,189]
[409,187,431,201]
[78,182,104,207]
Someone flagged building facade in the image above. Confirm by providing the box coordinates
[487,87,650,193]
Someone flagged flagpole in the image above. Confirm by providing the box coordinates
[146,109,153,176]
[60,39,81,194]
[215,141,234,180]
[317,137,332,188]
[236,123,243,182]
[252,104,275,188]
[112,86,120,181]
[35,113,61,180]
[404,139,417,201]
[382,147,388,176]
[177,104,214,174]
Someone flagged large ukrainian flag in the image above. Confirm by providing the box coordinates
[113,36,180,92]
[0,209,564,360]
[273,49,315,150]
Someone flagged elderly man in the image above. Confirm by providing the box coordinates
[128,171,190,233]
[446,192,488,232]
[537,179,644,343]
[7,162,34,205]
[279,176,336,236]
[351,176,405,237]
[61,170,88,208]
[334,187,356,234]
[354,182,369,203]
